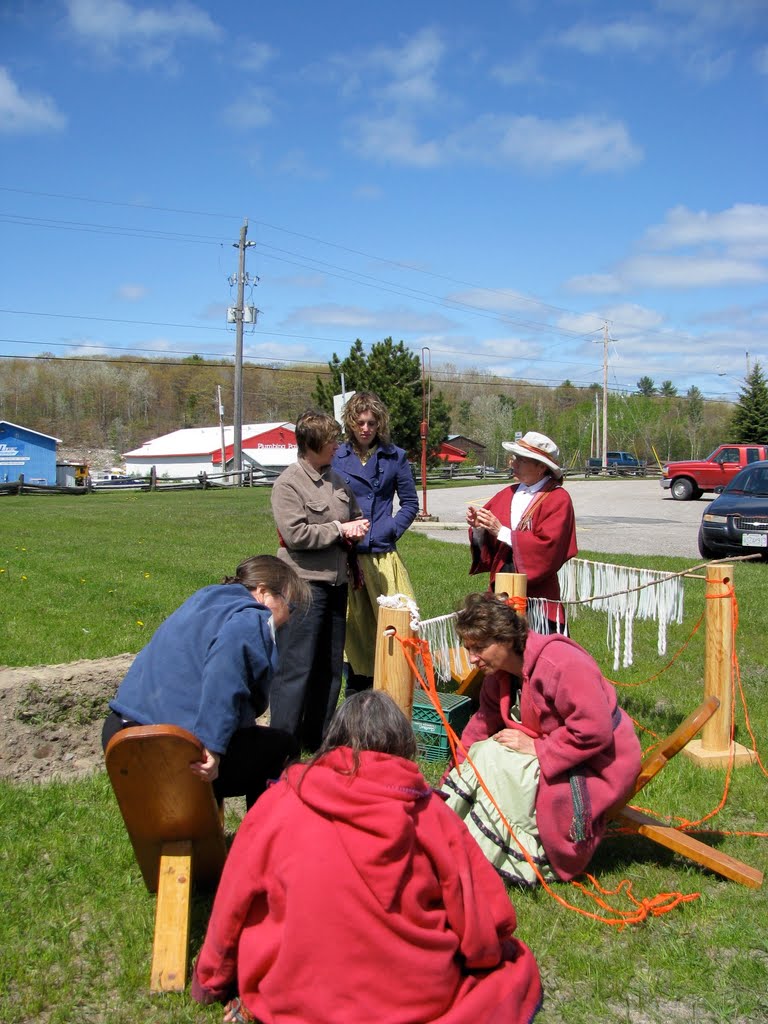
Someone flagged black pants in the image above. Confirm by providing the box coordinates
[102,712,298,809]
[268,580,347,753]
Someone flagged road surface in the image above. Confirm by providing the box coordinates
[408,478,706,560]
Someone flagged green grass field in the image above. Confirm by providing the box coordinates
[1,489,766,1023]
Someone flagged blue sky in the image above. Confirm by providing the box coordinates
[1,0,766,406]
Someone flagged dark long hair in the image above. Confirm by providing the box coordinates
[222,554,312,614]
[302,691,417,781]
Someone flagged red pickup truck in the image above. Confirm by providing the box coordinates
[661,443,768,500]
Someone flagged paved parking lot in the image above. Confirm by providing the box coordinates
[409,478,707,560]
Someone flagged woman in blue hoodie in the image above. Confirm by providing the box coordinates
[332,392,419,696]
[102,554,311,808]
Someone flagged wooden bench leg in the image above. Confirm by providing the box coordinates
[150,840,193,993]
[617,807,764,890]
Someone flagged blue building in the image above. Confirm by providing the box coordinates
[0,421,61,485]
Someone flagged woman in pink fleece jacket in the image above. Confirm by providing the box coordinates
[192,690,542,1024]
[441,592,641,885]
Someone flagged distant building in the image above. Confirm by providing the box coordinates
[435,440,468,465]
[447,434,488,465]
[0,420,61,485]
[123,423,297,480]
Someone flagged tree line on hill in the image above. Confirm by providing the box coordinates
[2,343,765,471]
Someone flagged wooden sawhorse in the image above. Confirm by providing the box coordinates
[611,696,763,889]
[105,724,228,992]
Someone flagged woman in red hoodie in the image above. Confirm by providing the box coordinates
[192,690,542,1024]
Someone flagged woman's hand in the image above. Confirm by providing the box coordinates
[341,518,370,540]
[493,729,537,756]
[466,505,478,527]
[471,506,501,537]
[190,748,220,782]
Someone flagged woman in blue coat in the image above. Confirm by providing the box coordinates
[332,392,419,695]
[102,555,311,808]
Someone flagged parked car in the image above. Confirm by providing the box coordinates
[697,460,768,561]
[584,451,646,476]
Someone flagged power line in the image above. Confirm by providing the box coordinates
[0,183,606,334]
[0,348,736,401]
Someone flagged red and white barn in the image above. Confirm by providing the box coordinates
[123,423,297,480]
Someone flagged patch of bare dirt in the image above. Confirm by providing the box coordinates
[0,655,135,785]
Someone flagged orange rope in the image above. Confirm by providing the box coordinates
[395,634,701,928]
[619,581,767,838]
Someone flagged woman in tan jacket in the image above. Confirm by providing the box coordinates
[270,409,369,752]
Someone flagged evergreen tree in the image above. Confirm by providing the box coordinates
[729,363,768,442]
[636,376,657,397]
[659,380,678,397]
[312,338,451,455]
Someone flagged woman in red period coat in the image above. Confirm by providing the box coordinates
[467,431,577,630]
[192,690,542,1024]
[442,593,641,885]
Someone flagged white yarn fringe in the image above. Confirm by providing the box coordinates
[377,592,421,632]
[557,558,684,670]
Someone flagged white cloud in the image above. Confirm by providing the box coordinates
[489,54,547,87]
[0,67,66,134]
[347,116,442,168]
[557,19,664,56]
[234,41,277,73]
[621,254,768,289]
[353,27,445,107]
[567,273,622,294]
[276,149,327,180]
[353,184,384,201]
[446,288,543,313]
[285,303,454,333]
[66,0,221,65]
[684,48,733,82]
[456,113,643,172]
[642,204,768,252]
[115,283,148,301]
[569,204,768,294]
[348,111,642,172]
[222,88,273,129]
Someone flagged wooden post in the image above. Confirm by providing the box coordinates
[150,841,193,993]
[493,572,527,606]
[373,605,415,718]
[685,563,755,768]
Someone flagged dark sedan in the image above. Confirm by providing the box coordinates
[698,459,768,560]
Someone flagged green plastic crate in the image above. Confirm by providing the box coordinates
[411,690,474,762]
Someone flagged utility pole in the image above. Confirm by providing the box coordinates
[601,322,609,472]
[217,385,226,480]
[230,220,256,484]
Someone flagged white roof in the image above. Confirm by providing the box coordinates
[123,423,293,458]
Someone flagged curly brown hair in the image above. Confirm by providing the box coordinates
[342,391,391,446]
[455,591,528,658]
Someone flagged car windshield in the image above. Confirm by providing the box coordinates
[725,467,768,496]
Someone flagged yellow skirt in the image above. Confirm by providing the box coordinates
[345,550,414,677]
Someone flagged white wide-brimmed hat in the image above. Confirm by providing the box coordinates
[501,431,563,478]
